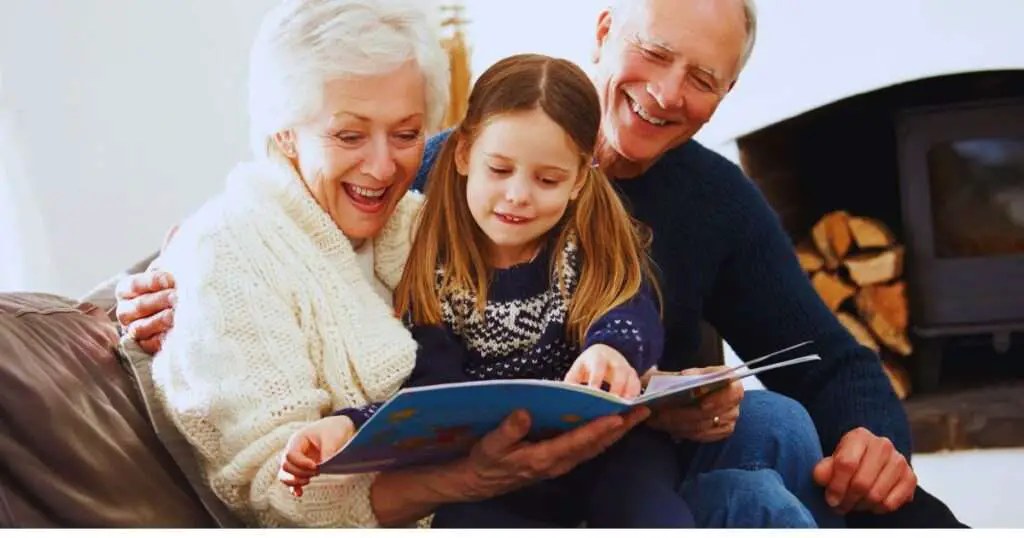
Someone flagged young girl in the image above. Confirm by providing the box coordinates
[280,53,693,528]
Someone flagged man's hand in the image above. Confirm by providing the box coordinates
[813,427,917,515]
[645,366,744,443]
[115,270,177,354]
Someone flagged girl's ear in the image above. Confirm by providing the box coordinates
[570,168,588,201]
[454,136,470,176]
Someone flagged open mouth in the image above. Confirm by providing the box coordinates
[343,183,390,213]
[625,93,671,127]
[495,212,532,225]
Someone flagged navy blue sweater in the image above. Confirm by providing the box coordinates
[337,239,664,428]
[412,131,911,462]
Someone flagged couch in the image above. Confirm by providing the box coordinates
[0,254,728,528]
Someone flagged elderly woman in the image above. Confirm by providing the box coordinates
[146,0,643,528]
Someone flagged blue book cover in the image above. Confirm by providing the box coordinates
[320,342,819,474]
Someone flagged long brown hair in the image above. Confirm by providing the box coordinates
[395,53,661,346]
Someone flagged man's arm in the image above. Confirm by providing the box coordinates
[701,163,911,458]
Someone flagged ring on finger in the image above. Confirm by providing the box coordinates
[712,415,721,427]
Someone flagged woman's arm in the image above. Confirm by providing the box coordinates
[154,232,385,528]
[370,406,651,526]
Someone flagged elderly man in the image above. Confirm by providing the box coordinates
[118,0,966,528]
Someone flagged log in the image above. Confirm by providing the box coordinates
[855,282,912,355]
[836,312,880,353]
[811,271,856,312]
[848,216,896,249]
[811,211,853,270]
[795,240,825,273]
[844,246,905,286]
[881,358,912,400]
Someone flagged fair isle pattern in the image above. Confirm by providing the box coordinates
[439,240,582,381]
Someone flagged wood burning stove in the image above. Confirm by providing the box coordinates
[895,98,1024,388]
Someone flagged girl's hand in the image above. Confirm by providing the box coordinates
[564,343,642,398]
[277,415,355,497]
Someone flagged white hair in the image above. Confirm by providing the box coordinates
[610,0,758,75]
[247,0,450,158]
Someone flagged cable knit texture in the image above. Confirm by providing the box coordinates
[152,160,422,528]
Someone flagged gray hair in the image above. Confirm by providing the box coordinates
[610,0,758,75]
[247,0,450,157]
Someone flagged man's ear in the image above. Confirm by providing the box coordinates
[454,136,470,176]
[272,130,298,159]
[593,9,613,64]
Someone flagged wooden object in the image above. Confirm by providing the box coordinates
[796,211,916,398]
[848,216,896,249]
[844,246,904,286]
[811,271,856,312]
[796,240,825,273]
[811,210,852,269]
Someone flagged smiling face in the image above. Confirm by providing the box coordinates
[592,0,747,174]
[458,108,585,268]
[275,60,427,242]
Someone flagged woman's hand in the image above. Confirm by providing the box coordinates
[564,344,642,398]
[278,415,356,497]
[369,407,648,526]
[644,366,744,443]
[446,407,648,501]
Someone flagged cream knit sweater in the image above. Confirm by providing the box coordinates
[152,160,422,528]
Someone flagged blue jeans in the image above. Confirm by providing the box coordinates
[679,390,845,528]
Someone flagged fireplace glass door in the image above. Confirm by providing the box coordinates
[927,137,1024,258]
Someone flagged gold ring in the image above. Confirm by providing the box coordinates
[712,415,721,427]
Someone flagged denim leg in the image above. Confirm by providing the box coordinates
[680,390,844,528]
[581,427,695,528]
[681,468,817,528]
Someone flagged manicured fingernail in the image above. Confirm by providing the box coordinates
[826,494,840,507]
[168,291,177,305]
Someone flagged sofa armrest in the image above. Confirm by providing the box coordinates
[78,251,160,322]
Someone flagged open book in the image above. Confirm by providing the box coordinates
[320,341,820,474]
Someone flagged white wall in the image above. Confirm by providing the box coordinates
[0,0,278,296]
[2,0,1022,296]
[701,0,1024,147]
[462,0,1024,149]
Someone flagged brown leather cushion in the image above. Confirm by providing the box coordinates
[0,292,216,527]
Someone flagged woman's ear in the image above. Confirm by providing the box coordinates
[454,136,470,176]
[593,9,613,64]
[273,130,298,159]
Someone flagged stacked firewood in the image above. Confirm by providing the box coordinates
[796,211,913,399]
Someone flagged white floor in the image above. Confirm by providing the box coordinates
[913,448,1024,528]
[724,346,1024,528]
